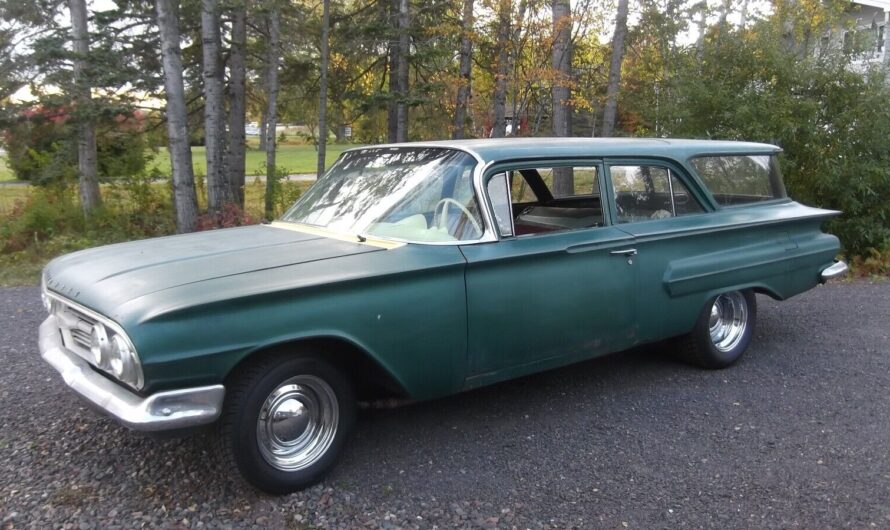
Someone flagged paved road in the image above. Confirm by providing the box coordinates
[1,281,888,529]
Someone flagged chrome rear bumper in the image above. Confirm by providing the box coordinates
[39,316,225,431]
[820,260,849,283]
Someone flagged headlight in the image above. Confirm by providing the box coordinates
[40,274,52,313]
[90,324,144,389]
[41,292,52,313]
[90,324,111,367]
[109,334,142,387]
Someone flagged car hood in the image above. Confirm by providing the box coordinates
[43,224,382,315]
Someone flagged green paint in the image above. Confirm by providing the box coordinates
[43,139,841,401]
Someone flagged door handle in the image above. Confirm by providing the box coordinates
[610,248,637,256]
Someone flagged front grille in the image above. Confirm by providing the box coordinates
[50,296,100,361]
[70,326,93,351]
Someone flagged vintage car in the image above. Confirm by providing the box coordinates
[38,138,847,493]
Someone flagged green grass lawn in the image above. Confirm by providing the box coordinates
[148,143,354,177]
[0,185,29,213]
[0,155,12,181]
[0,143,356,182]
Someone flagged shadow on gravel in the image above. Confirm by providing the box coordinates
[103,339,688,497]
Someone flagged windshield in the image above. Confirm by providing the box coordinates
[281,147,484,242]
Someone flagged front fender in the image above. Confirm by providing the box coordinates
[122,245,469,400]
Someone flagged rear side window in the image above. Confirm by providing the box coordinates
[690,155,787,206]
[609,165,703,223]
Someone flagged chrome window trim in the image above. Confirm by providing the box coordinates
[473,158,501,243]
[483,170,515,239]
[666,168,677,217]
[43,289,143,390]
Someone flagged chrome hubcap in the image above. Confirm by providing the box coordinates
[256,375,338,471]
[708,292,748,353]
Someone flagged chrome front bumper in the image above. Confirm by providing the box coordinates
[39,316,225,431]
[820,260,849,283]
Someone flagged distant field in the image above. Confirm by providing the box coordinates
[0,143,356,182]
[0,175,316,221]
[148,143,354,177]
[0,185,29,214]
[0,155,12,181]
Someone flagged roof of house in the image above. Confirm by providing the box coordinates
[852,0,890,10]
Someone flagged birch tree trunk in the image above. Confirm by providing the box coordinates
[395,0,409,142]
[884,10,890,66]
[263,5,280,220]
[387,0,399,143]
[550,0,573,196]
[452,0,473,139]
[68,0,101,213]
[227,2,247,207]
[509,0,528,136]
[259,112,267,150]
[317,0,330,178]
[491,0,510,138]
[550,0,571,137]
[202,0,231,212]
[717,0,732,27]
[155,0,199,233]
[694,3,707,60]
[600,0,629,137]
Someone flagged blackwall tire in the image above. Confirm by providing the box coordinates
[219,353,355,494]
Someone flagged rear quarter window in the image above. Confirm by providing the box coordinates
[690,154,787,206]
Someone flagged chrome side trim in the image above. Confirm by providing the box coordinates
[820,260,848,283]
[39,316,225,431]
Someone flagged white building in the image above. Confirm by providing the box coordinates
[819,0,890,68]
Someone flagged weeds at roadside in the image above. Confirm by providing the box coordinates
[0,176,311,286]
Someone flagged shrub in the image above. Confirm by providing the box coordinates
[196,203,256,230]
[0,175,175,258]
[0,185,83,253]
[0,104,152,184]
[648,25,890,257]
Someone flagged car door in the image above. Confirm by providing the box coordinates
[459,161,638,388]
[604,158,714,343]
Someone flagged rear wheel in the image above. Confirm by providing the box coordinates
[675,290,757,369]
[219,353,355,494]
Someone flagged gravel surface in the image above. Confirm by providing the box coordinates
[1,281,889,529]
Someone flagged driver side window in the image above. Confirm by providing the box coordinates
[487,165,604,237]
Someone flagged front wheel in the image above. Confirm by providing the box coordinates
[219,354,355,494]
[675,290,757,369]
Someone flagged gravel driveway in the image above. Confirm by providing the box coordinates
[1,281,889,529]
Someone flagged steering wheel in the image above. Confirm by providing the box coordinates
[434,198,482,237]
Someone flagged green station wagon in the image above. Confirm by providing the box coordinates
[38,138,847,493]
